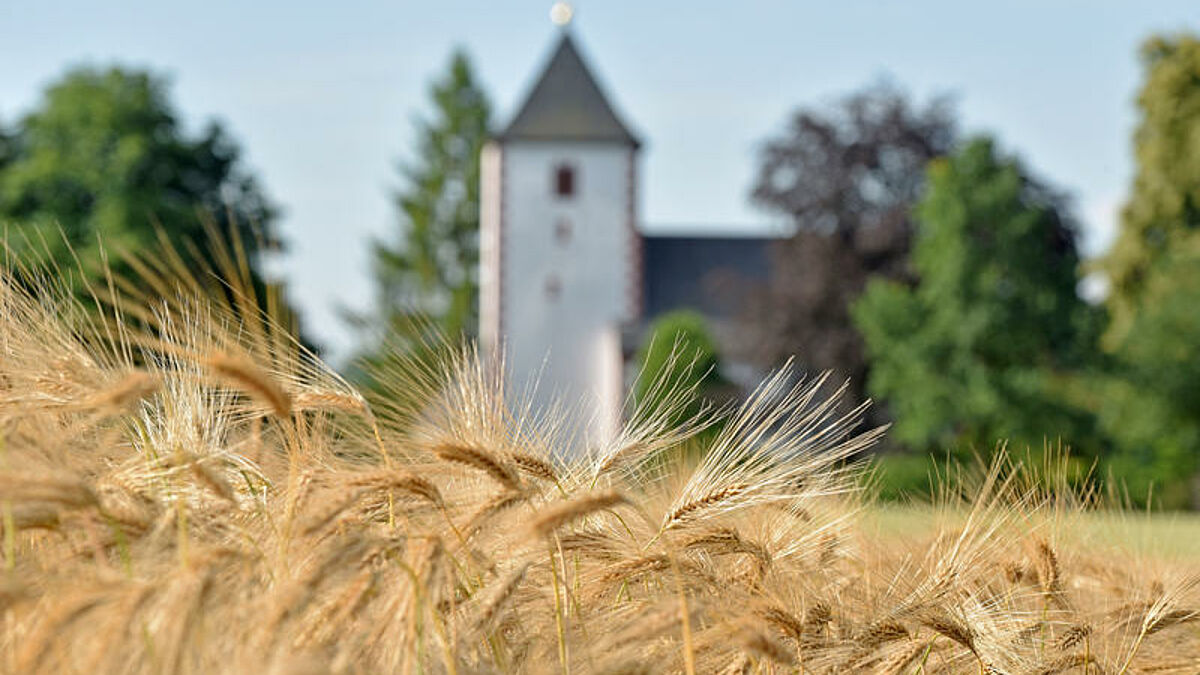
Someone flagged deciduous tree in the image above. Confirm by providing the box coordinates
[747,82,956,414]
[1094,34,1200,507]
[0,66,277,287]
[1100,34,1200,347]
[853,137,1100,455]
[634,310,726,430]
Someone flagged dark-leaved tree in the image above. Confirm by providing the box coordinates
[746,82,956,416]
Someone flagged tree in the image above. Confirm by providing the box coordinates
[634,310,726,430]
[0,122,16,171]
[1100,34,1200,347]
[852,137,1100,455]
[1096,243,1200,507]
[0,66,277,288]
[1092,34,1200,507]
[746,82,956,415]
[361,49,491,355]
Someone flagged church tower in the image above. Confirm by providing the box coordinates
[479,27,641,438]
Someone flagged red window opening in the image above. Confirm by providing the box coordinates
[554,164,575,198]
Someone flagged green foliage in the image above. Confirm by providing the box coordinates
[362,49,491,355]
[865,34,1200,508]
[0,66,276,287]
[747,83,957,417]
[1101,34,1200,347]
[1089,33,1200,509]
[0,123,16,170]
[350,50,490,397]
[853,137,1100,457]
[1094,240,1200,508]
[634,310,724,430]
[871,452,939,502]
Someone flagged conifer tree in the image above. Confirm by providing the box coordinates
[363,50,491,354]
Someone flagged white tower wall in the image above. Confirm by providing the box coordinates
[480,141,638,439]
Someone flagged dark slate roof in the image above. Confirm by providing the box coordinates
[642,234,775,320]
[499,32,639,146]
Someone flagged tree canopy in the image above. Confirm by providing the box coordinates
[361,49,491,354]
[0,66,277,286]
[746,82,957,416]
[853,137,1099,455]
[1101,34,1200,347]
[1096,242,1200,507]
[634,310,725,430]
[1091,34,1200,507]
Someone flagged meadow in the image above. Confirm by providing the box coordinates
[0,247,1197,674]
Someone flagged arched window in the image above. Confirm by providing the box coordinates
[553,163,576,198]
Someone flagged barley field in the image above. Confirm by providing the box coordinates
[0,251,1197,674]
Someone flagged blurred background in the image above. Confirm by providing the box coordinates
[3,1,1200,505]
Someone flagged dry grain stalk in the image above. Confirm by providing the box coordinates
[431,442,521,491]
[529,490,628,538]
[206,352,292,418]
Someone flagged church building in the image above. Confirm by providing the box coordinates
[479,26,772,439]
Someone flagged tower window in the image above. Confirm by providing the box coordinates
[554,164,576,198]
[544,275,562,301]
[554,218,572,246]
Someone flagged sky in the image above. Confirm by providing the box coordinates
[2,1,1199,363]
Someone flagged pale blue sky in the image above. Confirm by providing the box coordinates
[2,1,1198,361]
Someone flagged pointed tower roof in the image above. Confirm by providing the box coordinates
[499,33,640,146]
